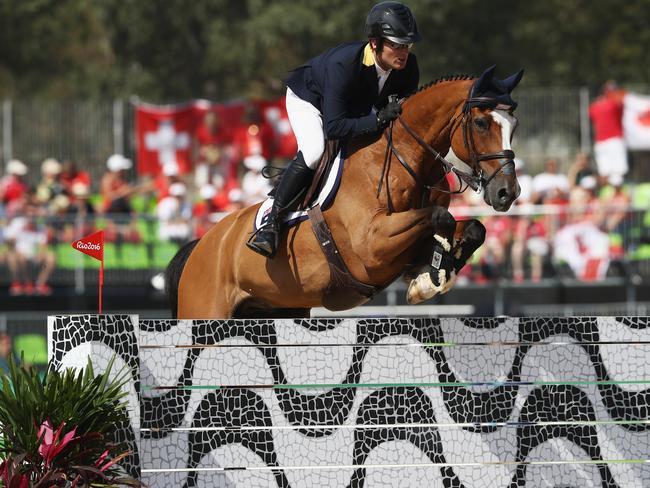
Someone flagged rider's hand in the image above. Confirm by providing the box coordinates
[376,99,402,129]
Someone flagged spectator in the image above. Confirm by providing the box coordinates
[240,155,273,206]
[156,182,192,244]
[480,215,513,281]
[35,158,67,212]
[100,154,135,214]
[531,157,570,204]
[5,201,56,296]
[0,159,29,214]
[553,183,609,281]
[511,216,549,283]
[567,152,597,190]
[599,174,631,258]
[59,160,91,202]
[514,157,532,204]
[193,184,225,238]
[589,81,628,184]
[0,332,12,375]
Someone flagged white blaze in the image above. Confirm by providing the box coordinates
[490,109,517,150]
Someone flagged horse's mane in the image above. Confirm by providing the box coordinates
[407,74,475,99]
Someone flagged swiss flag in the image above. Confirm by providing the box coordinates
[72,230,104,262]
[135,101,205,175]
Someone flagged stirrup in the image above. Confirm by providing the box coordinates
[246,223,279,258]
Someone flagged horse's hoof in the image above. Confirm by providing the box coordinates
[406,271,445,304]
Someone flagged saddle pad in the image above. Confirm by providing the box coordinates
[254,150,345,231]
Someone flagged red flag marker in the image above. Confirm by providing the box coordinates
[72,230,104,313]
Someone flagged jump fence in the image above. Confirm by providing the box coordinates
[48,314,650,487]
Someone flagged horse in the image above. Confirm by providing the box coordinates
[167,66,523,319]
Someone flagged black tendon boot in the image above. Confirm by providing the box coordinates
[247,153,314,258]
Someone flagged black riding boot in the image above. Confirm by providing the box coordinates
[247,153,314,258]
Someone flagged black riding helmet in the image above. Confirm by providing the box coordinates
[364,1,421,44]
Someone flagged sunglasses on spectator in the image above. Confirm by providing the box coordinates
[384,40,413,50]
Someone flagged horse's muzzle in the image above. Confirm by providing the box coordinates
[485,176,520,212]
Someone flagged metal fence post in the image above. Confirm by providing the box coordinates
[579,86,591,154]
[2,99,12,167]
[113,99,124,156]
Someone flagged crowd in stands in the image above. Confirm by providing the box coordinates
[1,105,649,296]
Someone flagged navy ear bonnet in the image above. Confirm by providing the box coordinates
[468,65,524,110]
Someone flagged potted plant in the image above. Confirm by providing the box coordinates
[0,355,140,487]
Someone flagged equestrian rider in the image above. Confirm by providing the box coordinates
[247,1,421,258]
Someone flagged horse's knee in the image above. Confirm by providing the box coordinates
[464,219,486,248]
[431,206,456,236]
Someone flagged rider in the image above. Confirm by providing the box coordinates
[247,1,421,258]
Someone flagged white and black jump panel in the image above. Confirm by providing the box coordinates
[48,315,650,487]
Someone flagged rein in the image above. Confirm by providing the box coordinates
[376,93,516,207]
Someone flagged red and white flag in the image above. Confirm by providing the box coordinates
[623,93,650,150]
[72,230,104,262]
[135,101,206,175]
[134,98,298,177]
[72,230,105,312]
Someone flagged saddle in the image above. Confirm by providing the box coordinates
[253,140,343,231]
[253,139,381,310]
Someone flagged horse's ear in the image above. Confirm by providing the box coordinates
[473,65,497,95]
[502,69,524,93]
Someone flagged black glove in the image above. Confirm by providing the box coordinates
[376,99,402,129]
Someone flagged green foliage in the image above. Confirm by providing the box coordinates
[0,355,138,486]
[2,0,650,99]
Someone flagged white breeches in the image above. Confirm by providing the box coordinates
[286,87,325,169]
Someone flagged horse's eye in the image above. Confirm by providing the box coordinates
[474,118,489,131]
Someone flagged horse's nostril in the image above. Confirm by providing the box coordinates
[498,188,509,201]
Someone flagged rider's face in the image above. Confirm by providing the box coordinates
[371,39,411,71]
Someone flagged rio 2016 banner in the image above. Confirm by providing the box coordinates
[135,98,297,176]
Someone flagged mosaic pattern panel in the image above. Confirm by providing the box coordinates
[49,316,650,487]
[47,314,141,479]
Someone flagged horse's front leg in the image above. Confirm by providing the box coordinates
[406,217,485,304]
[403,207,458,304]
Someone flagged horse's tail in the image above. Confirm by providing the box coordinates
[165,239,200,319]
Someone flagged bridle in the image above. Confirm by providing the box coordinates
[377,92,517,206]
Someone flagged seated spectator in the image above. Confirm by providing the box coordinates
[0,159,29,216]
[511,216,549,283]
[100,154,136,214]
[193,184,225,238]
[480,215,513,281]
[59,160,91,202]
[0,333,13,374]
[553,184,609,281]
[241,155,273,206]
[35,158,67,212]
[156,182,192,244]
[514,158,533,204]
[567,152,596,190]
[599,174,631,258]
[4,201,56,295]
[531,157,570,204]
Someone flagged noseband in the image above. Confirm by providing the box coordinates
[377,94,516,204]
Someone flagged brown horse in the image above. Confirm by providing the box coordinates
[168,66,523,319]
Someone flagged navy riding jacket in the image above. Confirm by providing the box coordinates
[286,41,419,139]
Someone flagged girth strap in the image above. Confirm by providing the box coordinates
[307,205,378,306]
